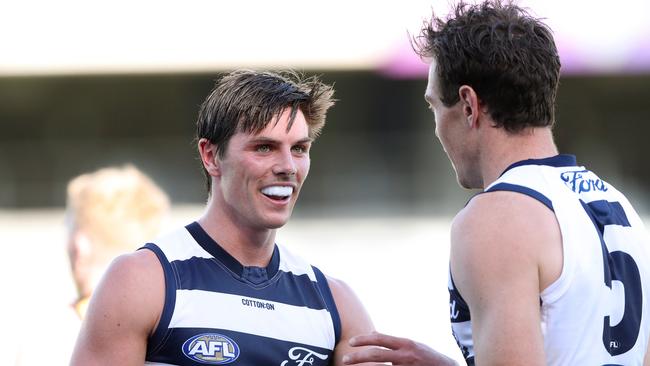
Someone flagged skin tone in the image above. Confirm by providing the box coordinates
[344,60,565,365]
[70,108,376,365]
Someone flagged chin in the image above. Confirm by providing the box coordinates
[263,213,292,229]
[457,173,482,190]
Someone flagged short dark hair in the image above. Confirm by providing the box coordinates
[196,69,335,192]
[414,0,561,132]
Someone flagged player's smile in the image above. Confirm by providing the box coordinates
[260,184,295,205]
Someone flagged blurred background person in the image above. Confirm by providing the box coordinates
[13,165,170,365]
[64,164,170,319]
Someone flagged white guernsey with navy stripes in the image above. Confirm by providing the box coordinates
[449,154,650,366]
[141,222,340,366]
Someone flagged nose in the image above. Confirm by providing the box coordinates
[272,149,297,176]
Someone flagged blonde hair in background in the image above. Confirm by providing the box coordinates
[66,164,170,262]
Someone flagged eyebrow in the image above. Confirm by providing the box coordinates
[249,137,313,145]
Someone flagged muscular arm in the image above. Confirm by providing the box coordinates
[325,276,378,366]
[70,249,164,365]
[450,191,562,365]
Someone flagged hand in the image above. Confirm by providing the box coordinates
[342,331,458,366]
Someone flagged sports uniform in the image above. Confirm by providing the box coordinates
[141,222,341,366]
[450,154,650,365]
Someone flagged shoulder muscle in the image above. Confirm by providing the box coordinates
[71,249,165,365]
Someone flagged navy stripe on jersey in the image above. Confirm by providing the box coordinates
[312,266,342,344]
[500,154,577,177]
[142,225,339,365]
[185,221,281,283]
[579,199,632,287]
[449,275,470,323]
[146,327,333,366]
[579,199,642,356]
[170,257,328,310]
[584,200,631,231]
[140,243,177,356]
[485,183,554,211]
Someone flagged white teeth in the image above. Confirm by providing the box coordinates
[261,186,293,197]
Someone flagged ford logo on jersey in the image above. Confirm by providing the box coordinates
[182,333,240,364]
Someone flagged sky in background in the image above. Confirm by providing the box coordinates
[1,0,649,76]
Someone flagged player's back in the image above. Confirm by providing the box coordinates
[486,154,650,365]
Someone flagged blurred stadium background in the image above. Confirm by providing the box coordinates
[1,0,649,363]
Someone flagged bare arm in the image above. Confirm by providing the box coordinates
[450,191,562,365]
[70,249,164,365]
[323,276,379,366]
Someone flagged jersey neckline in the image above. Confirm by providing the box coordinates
[184,221,281,284]
[500,154,577,178]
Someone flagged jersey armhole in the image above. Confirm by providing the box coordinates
[138,243,177,357]
[484,182,554,212]
[485,182,577,308]
[311,265,342,346]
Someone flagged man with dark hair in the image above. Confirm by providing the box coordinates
[344,1,650,365]
[71,70,376,365]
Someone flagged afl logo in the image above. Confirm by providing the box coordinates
[181,333,240,364]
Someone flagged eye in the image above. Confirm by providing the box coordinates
[291,145,308,154]
[256,144,271,153]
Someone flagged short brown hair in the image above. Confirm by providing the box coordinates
[196,69,335,191]
[414,0,561,132]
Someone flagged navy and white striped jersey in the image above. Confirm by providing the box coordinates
[140,222,341,366]
[449,154,650,365]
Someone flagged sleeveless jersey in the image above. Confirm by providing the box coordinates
[140,222,341,366]
[449,154,650,365]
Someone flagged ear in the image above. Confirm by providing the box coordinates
[458,85,480,129]
[198,138,221,177]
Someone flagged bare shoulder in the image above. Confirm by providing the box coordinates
[96,249,165,330]
[324,274,355,297]
[450,191,560,365]
[71,249,165,365]
[324,274,372,326]
[322,274,375,365]
[451,190,562,298]
[452,190,560,256]
[105,248,163,287]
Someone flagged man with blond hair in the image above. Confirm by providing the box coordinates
[65,164,170,318]
[15,165,169,366]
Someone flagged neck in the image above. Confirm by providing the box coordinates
[479,127,558,188]
[198,201,276,268]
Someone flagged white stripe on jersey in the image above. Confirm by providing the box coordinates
[154,228,213,261]
[170,289,336,350]
[277,245,317,281]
